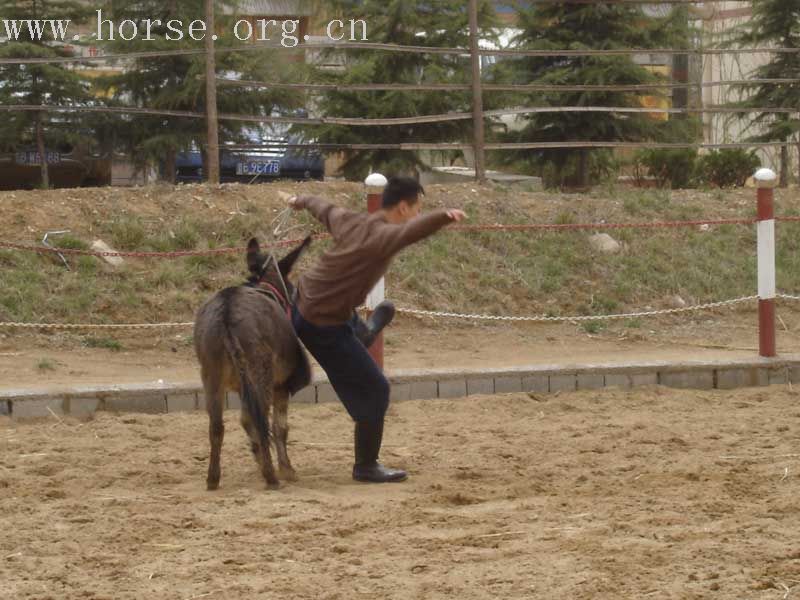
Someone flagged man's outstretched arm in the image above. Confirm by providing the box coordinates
[289,195,350,237]
[381,208,467,255]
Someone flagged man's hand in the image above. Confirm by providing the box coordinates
[278,191,302,210]
[446,209,467,222]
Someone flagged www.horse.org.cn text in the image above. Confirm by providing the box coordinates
[1,10,369,48]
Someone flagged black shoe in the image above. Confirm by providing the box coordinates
[352,420,407,483]
[353,301,395,349]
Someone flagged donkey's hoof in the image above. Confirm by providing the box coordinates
[207,480,220,491]
[278,466,298,482]
[266,481,281,491]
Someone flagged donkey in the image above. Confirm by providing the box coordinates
[194,236,312,490]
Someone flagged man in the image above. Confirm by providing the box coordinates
[289,176,466,483]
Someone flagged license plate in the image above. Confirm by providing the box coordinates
[236,160,280,176]
[15,151,60,165]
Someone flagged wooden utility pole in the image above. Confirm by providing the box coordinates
[468,0,486,183]
[205,0,220,184]
[32,70,49,188]
[35,111,49,189]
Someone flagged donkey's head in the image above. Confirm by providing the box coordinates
[246,235,312,299]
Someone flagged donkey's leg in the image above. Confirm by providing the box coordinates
[204,376,226,491]
[239,410,259,459]
[272,387,296,481]
[253,362,279,489]
[239,399,279,488]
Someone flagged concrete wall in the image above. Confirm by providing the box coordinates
[4,356,798,420]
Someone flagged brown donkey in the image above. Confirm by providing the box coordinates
[194,236,312,490]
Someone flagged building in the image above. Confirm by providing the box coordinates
[695,1,790,175]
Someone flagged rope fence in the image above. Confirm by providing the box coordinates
[0,237,316,259]
[511,0,749,4]
[395,296,758,323]
[217,78,800,94]
[0,296,759,331]
[474,0,749,3]
[3,104,800,129]
[7,294,800,332]
[2,42,798,66]
[0,321,194,331]
[451,218,761,231]
[223,141,799,151]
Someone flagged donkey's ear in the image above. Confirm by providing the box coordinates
[246,237,262,273]
[278,235,312,278]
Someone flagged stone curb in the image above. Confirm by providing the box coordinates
[3,356,798,420]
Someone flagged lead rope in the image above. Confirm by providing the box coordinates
[264,252,291,308]
[262,205,297,306]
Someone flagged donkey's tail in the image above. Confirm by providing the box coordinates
[221,327,271,451]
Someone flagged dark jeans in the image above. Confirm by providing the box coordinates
[291,304,390,423]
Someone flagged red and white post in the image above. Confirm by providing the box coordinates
[755,167,778,358]
[364,173,388,369]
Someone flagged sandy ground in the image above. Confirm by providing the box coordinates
[1,385,799,599]
[2,314,800,391]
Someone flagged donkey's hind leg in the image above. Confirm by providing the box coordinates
[203,375,226,491]
[272,387,296,481]
[240,411,260,459]
[242,362,279,489]
[239,406,279,488]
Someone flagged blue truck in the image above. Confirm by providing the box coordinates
[173,124,324,184]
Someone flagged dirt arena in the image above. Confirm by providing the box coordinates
[1,385,799,600]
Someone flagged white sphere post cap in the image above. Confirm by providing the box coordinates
[364,173,388,188]
[755,168,777,188]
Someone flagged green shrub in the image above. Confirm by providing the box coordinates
[83,337,123,352]
[581,321,605,335]
[172,222,200,250]
[697,149,761,188]
[36,358,56,371]
[111,217,147,250]
[55,235,89,250]
[635,149,698,189]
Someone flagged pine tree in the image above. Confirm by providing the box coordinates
[95,0,307,182]
[0,0,94,187]
[728,0,800,187]
[495,2,692,188]
[305,0,496,181]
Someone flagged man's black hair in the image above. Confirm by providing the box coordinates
[382,176,425,209]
